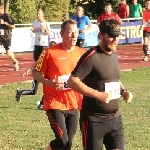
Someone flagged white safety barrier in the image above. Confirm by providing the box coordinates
[0,18,144,54]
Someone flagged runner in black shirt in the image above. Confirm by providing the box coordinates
[68,19,133,150]
[0,3,19,71]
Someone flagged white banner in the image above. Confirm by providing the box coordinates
[5,19,143,53]
[11,27,34,52]
[9,24,99,53]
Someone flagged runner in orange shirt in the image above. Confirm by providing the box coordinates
[97,3,122,25]
[140,0,150,61]
[32,19,86,150]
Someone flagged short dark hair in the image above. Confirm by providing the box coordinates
[61,19,77,32]
[49,41,57,47]
[99,19,121,34]
[0,3,4,7]
[76,6,84,12]
[105,3,112,8]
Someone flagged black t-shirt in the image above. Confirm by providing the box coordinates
[71,46,121,114]
[0,13,14,39]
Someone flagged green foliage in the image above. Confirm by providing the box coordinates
[6,0,147,23]
[9,0,67,23]
[41,0,67,22]
[9,0,37,23]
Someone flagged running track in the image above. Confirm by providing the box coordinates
[0,44,149,86]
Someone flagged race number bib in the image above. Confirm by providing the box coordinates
[58,74,71,90]
[0,29,4,35]
[144,22,150,27]
[105,82,120,100]
[36,34,46,45]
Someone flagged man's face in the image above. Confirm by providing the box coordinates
[146,1,150,9]
[61,23,79,47]
[100,33,119,52]
[121,0,126,4]
[37,11,43,20]
[0,6,4,15]
[76,7,83,17]
[105,5,112,14]
[132,0,137,4]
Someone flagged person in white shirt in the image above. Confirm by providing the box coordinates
[32,8,51,60]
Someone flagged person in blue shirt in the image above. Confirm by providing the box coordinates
[71,6,92,47]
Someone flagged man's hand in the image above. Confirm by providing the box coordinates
[0,19,5,24]
[40,24,47,32]
[139,25,143,30]
[79,29,86,34]
[23,68,31,77]
[122,91,133,103]
[97,92,111,103]
[47,76,63,90]
[5,22,9,26]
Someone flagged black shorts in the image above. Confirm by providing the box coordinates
[143,30,150,38]
[80,111,125,150]
[34,45,47,61]
[0,37,11,50]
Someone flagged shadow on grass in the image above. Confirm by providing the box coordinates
[22,107,37,110]
[0,106,10,108]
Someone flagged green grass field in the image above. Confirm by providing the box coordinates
[1,67,150,150]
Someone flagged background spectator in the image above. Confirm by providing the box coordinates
[71,6,92,48]
[129,0,142,19]
[97,3,122,25]
[117,0,129,19]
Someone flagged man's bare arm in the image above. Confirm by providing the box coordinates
[67,75,110,103]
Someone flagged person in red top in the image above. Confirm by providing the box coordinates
[97,3,122,25]
[32,19,86,150]
[117,0,129,19]
[140,0,150,61]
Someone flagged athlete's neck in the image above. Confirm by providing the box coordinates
[106,12,111,15]
[61,43,75,52]
[38,19,45,23]
[77,15,82,18]
[98,44,112,54]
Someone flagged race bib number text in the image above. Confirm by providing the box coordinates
[58,74,71,90]
[105,82,120,100]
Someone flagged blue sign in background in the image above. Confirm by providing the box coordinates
[83,21,143,47]
[49,21,143,47]
[119,21,142,44]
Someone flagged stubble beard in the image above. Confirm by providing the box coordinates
[103,39,118,52]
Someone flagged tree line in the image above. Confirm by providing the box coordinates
[0,0,146,24]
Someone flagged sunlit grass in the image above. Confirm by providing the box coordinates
[0,67,150,150]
